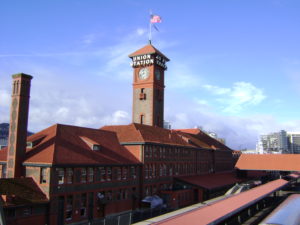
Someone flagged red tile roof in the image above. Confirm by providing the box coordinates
[175,132,211,149]
[128,44,170,61]
[101,124,234,153]
[152,179,288,225]
[0,124,140,166]
[176,172,241,190]
[235,154,300,171]
[101,123,193,147]
[175,129,232,151]
[0,177,48,206]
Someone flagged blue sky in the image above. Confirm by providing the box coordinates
[1,0,300,149]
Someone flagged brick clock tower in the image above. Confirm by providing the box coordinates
[129,44,169,127]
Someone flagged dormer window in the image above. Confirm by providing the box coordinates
[26,142,33,148]
[26,136,46,148]
[92,144,101,151]
[80,136,101,151]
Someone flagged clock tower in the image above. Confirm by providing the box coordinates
[129,44,169,127]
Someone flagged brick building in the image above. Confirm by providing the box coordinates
[0,44,236,225]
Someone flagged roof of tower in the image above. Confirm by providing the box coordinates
[0,124,140,166]
[128,44,170,61]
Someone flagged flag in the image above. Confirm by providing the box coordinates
[150,14,162,23]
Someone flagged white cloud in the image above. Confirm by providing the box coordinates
[203,81,266,113]
[167,63,203,89]
[0,89,10,107]
[167,103,291,150]
[136,28,147,36]
[101,110,130,126]
[82,34,97,45]
[195,99,209,106]
[202,84,230,95]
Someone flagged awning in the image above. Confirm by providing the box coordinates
[287,173,300,179]
[176,172,242,190]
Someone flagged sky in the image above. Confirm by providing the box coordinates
[1,0,300,150]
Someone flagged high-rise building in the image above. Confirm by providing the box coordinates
[257,130,300,154]
[287,132,300,154]
[258,130,288,153]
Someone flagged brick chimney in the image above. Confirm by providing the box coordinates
[6,73,33,178]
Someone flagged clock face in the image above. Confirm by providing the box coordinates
[155,69,161,80]
[139,68,149,80]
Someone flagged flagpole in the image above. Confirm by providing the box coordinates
[149,9,152,44]
[149,22,152,44]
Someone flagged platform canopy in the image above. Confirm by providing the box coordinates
[235,154,300,171]
[146,179,288,225]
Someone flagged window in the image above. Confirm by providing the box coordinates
[130,166,136,179]
[149,165,152,178]
[107,191,112,200]
[97,192,105,201]
[88,168,94,182]
[153,147,158,158]
[159,164,163,176]
[80,194,87,217]
[169,165,173,176]
[122,167,127,180]
[145,165,148,179]
[1,165,6,178]
[139,88,146,100]
[153,186,157,194]
[66,168,73,184]
[116,167,121,180]
[117,190,121,200]
[23,207,32,216]
[5,208,15,218]
[92,144,101,151]
[40,167,47,183]
[149,146,152,158]
[145,146,149,158]
[81,168,87,183]
[57,168,64,184]
[26,142,33,148]
[140,115,144,124]
[66,195,73,221]
[124,189,128,199]
[99,167,105,181]
[107,167,112,181]
[163,164,167,176]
